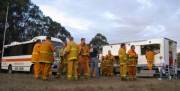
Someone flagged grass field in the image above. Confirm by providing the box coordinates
[0,73,180,91]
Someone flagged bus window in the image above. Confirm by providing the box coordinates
[17,45,23,55]
[141,44,160,55]
[10,46,18,56]
[27,43,35,55]
[4,46,11,56]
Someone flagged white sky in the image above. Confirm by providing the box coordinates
[31,0,180,52]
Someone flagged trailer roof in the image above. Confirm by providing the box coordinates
[106,37,177,46]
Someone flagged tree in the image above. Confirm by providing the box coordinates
[89,33,109,50]
[0,0,71,51]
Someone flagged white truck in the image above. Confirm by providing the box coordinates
[102,37,180,78]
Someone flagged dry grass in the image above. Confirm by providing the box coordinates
[0,73,180,91]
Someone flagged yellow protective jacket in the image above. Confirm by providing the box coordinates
[118,48,127,65]
[31,43,41,63]
[77,43,90,61]
[59,47,67,63]
[39,40,56,63]
[145,51,154,61]
[66,40,78,61]
[127,49,137,66]
[100,58,106,68]
[105,54,115,66]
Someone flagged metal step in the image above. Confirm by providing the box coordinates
[137,70,156,77]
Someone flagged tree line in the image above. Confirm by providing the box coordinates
[0,0,109,54]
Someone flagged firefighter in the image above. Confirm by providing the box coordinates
[77,38,90,79]
[66,37,78,80]
[39,36,56,81]
[127,45,138,81]
[105,50,115,76]
[55,41,68,78]
[145,48,154,70]
[118,43,127,81]
[100,56,107,76]
[31,39,41,79]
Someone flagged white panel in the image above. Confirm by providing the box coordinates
[164,39,169,65]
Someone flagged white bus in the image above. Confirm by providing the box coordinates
[102,38,179,77]
[1,36,63,73]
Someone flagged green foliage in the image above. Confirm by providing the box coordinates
[0,0,71,47]
[89,33,109,50]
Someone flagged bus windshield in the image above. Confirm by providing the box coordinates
[51,41,63,58]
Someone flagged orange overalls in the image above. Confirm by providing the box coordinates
[31,43,41,79]
[127,49,138,80]
[39,40,55,80]
[77,43,90,79]
[145,51,154,70]
[105,54,115,76]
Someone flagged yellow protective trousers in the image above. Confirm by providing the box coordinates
[67,59,78,80]
[78,59,88,78]
[57,60,67,76]
[147,61,153,70]
[40,63,52,80]
[107,66,114,76]
[100,67,107,76]
[120,64,127,78]
[128,66,136,79]
[34,63,42,78]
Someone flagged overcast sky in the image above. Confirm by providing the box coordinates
[31,0,180,52]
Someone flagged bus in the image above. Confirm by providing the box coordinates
[102,37,179,77]
[1,36,63,74]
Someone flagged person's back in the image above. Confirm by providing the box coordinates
[146,51,154,61]
[40,40,55,63]
[66,40,78,61]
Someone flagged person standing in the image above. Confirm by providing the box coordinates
[39,37,56,81]
[31,39,41,79]
[118,43,127,81]
[90,44,99,78]
[100,56,107,76]
[146,48,154,70]
[127,45,138,81]
[66,37,78,80]
[55,41,68,78]
[105,50,115,76]
[77,38,90,79]
[158,56,171,80]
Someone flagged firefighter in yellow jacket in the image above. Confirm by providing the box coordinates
[118,43,127,81]
[39,36,56,81]
[66,37,78,80]
[127,45,138,81]
[55,41,68,78]
[77,38,90,79]
[146,48,154,70]
[105,50,115,76]
[31,39,41,79]
[100,56,107,76]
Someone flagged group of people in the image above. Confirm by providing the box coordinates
[31,36,100,81]
[31,36,170,81]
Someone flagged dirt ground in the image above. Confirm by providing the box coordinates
[0,73,180,91]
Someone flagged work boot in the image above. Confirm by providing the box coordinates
[55,75,60,78]
[133,78,137,81]
[67,77,72,81]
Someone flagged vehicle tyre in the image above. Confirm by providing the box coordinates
[8,65,13,74]
[30,65,34,74]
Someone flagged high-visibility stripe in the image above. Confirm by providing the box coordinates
[120,63,126,65]
[40,51,52,54]
[32,52,39,54]
[128,65,136,66]
[39,60,52,63]
[68,75,72,78]
[71,48,77,51]
[74,76,78,78]
[68,57,77,60]
[128,59,136,61]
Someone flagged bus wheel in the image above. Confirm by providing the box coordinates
[30,65,34,74]
[8,65,13,74]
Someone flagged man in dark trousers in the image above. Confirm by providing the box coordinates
[90,43,99,78]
